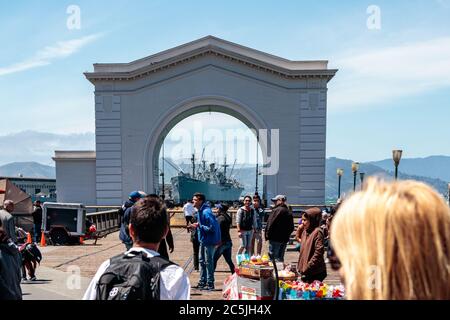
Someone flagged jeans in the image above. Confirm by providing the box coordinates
[269,241,287,262]
[33,224,41,243]
[250,230,263,256]
[192,234,200,270]
[124,242,133,251]
[237,230,253,255]
[199,244,216,287]
[213,241,235,274]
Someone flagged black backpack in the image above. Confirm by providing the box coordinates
[96,251,174,300]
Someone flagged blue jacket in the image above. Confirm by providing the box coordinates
[196,203,221,246]
[119,200,135,245]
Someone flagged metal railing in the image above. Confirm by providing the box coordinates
[86,207,121,238]
[44,203,335,238]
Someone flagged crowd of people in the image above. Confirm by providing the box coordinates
[1,177,450,300]
[0,199,44,299]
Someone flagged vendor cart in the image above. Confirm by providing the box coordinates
[223,256,345,300]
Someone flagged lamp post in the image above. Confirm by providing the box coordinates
[359,172,365,189]
[392,150,403,180]
[352,162,359,192]
[337,168,343,199]
[448,183,450,206]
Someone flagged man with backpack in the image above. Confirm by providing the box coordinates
[236,195,258,255]
[83,197,190,300]
[188,192,220,291]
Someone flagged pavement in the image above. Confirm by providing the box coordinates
[24,228,342,300]
[21,266,91,300]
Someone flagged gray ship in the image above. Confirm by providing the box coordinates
[170,154,244,203]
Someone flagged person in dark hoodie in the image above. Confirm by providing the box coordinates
[265,195,294,262]
[213,203,235,274]
[297,207,327,283]
[119,191,145,251]
[0,219,22,300]
[144,194,174,260]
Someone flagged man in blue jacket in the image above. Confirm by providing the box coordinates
[189,192,220,291]
[119,191,145,250]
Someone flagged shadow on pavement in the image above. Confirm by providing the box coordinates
[22,279,52,284]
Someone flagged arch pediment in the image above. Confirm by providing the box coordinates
[84,35,337,83]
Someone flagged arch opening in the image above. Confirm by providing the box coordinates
[143,97,271,205]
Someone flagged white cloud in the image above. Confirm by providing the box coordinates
[329,37,450,111]
[0,131,95,166]
[0,33,102,76]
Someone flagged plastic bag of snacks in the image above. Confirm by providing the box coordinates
[222,273,240,300]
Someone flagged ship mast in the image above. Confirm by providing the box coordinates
[191,153,195,178]
[200,148,206,177]
[222,157,229,179]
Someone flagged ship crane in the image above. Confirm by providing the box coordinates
[228,159,237,179]
[163,158,185,175]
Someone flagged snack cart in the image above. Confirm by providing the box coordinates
[223,254,345,300]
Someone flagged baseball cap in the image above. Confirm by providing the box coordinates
[129,191,145,199]
[215,203,229,212]
[271,195,286,202]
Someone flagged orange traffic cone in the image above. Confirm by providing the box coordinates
[26,232,32,244]
[40,232,46,247]
[79,236,84,245]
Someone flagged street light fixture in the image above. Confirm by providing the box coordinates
[352,162,359,192]
[392,150,403,180]
[359,172,365,189]
[448,182,450,206]
[337,168,344,199]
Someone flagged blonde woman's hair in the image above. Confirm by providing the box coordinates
[330,178,450,300]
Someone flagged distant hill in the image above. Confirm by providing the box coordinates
[370,156,450,182]
[0,162,55,179]
[2,157,448,202]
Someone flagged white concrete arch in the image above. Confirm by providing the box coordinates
[74,36,337,206]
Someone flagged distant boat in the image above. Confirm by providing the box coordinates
[169,154,244,203]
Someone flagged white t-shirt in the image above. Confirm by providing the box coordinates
[82,247,190,300]
[183,202,196,217]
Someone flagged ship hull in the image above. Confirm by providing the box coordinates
[171,176,244,203]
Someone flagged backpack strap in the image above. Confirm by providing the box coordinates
[110,250,177,268]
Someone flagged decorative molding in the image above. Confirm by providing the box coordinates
[85,40,337,83]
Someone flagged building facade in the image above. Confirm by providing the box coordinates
[1,176,56,202]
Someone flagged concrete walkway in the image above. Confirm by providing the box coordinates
[21,266,91,300]
[25,229,341,300]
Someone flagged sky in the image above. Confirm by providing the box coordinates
[0,0,450,165]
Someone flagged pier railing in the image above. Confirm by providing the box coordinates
[85,206,121,237]
[167,204,334,228]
